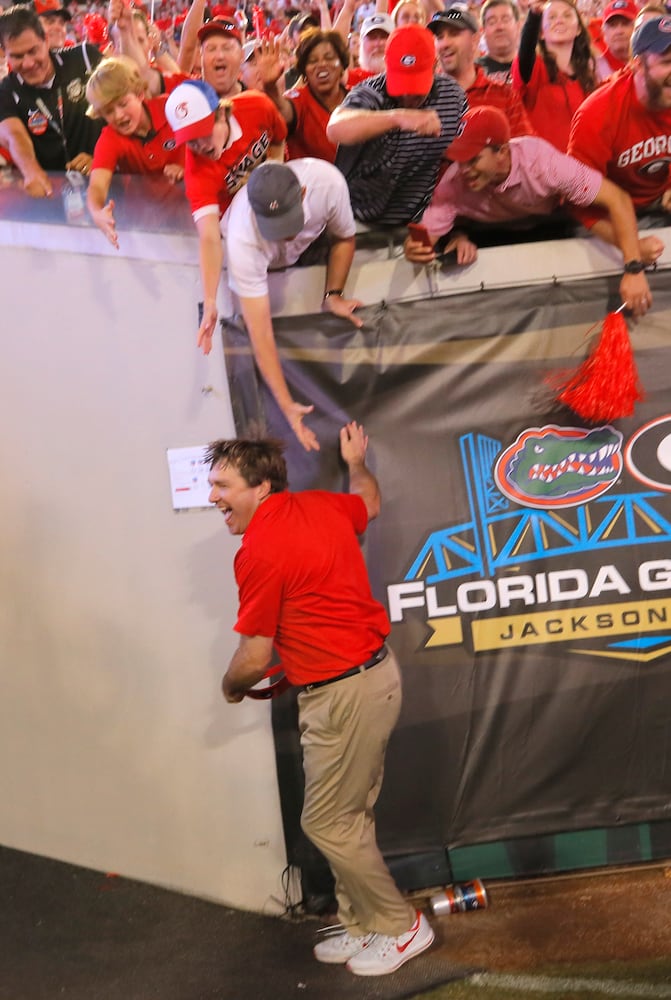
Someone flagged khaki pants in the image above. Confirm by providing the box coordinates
[298,649,415,937]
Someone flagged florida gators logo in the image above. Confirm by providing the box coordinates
[494,425,623,508]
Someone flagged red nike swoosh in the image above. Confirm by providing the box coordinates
[396,923,420,953]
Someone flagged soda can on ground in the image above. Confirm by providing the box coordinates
[430,879,488,915]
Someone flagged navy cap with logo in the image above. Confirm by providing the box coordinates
[632,14,671,55]
[428,2,479,35]
[247,162,305,242]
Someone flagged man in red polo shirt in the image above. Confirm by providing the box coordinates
[165,78,287,355]
[207,423,435,978]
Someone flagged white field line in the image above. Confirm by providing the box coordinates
[469,972,671,998]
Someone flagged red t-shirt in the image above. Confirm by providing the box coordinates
[234,491,390,686]
[91,95,184,174]
[285,83,347,162]
[568,67,671,226]
[512,54,587,152]
[184,90,287,218]
[345,66,375,88]
[467,66,533,140]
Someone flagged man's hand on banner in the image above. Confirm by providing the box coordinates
[322,293,364,328]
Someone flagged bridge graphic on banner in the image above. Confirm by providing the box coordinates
[405,432,671,584]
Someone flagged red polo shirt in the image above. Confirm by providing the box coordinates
[234,491,390,686]
[91,95,184,174]
[285,83,347,162]
[184,90,287,219]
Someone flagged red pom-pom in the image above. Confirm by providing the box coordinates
[547,310,644,423]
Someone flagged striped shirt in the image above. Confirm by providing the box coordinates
[334,73,467,225]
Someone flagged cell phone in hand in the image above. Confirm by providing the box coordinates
[407,223,433,248]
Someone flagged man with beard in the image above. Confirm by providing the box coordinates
[568,15,671,238]
[347,13,394,85]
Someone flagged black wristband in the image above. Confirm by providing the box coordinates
[323,289,344,299]
[623,259,646,274]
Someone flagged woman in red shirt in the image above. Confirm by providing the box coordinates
[512,0,596,151]
[260,28,350,162]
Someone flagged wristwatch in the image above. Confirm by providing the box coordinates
[323,289,344,299]
[623,259,646,274]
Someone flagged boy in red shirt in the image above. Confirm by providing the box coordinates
[86,56,185,248]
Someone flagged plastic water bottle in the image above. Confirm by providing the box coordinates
[62,169,87,224]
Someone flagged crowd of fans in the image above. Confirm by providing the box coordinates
[0,0,670,449]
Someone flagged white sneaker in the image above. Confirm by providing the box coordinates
[346,911,434,976]
[313,928,373,964]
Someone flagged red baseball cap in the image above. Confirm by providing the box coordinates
[446,106,511,162]
[602,0,637,22]
[35,0,71,20]
[385,25,436,97]
[197,17,243,45]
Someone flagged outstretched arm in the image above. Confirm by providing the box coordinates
[590,178,653,318]
[87,167,119,248]
[239,293,320,453]
[515,4,542,84]
[195,212,224,354]
[0,117,52,197]
[258,37,296,129]
[340,421,380,521]
[108,0,163,95]
[177,0,207,73]
[322,236,363,327]
[327,105,441,145]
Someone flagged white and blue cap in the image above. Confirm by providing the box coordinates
[247,162,305,241]
[632,15,671,56]
[165,80,219,146]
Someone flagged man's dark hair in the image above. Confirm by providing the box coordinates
[295,28,350,77]
[204,438,288,493]
[0,5,46,46]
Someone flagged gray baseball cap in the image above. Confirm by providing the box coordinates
[247,162,305,241]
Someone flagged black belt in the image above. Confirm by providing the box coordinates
[302,645,388,692]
